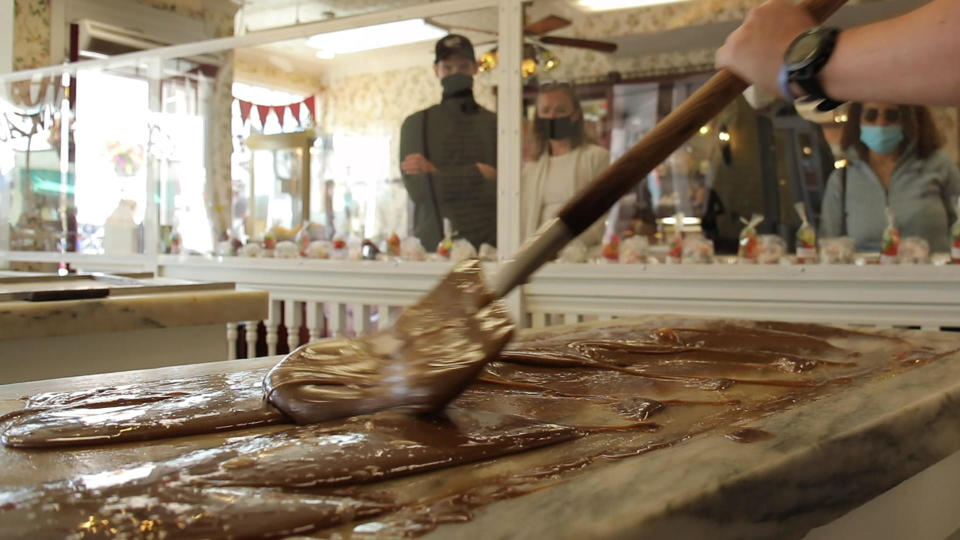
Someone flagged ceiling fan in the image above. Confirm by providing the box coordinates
[426,11,617,78]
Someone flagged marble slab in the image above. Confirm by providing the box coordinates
[0,289,267,341]
[1,320,959,539]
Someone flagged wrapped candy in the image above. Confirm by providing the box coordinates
[619,236,648,264]
[951,197,960,263]
[757,235,786,264]
[436,218,455,259]
[386,233,402,257]
[899,237,930,264]
[274,240,299,259]
[820,237,855,264]
[737,214,764,263]
[331,237,347,260]
[240,242,262,258]
[794,202,817,264]
[305,240,331,259]
[601,233,620,262]
[881,207,900,264]
[682,236,714,264]
[479,243,498,262]
[666,213,684,264]
[558,239,588,263]
[169,230,182,255]
[401,236,427,261]
[451,239,478,263]
[263,233,276,251]
[294,222,313,257]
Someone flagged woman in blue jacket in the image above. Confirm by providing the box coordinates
[820,103,960,252]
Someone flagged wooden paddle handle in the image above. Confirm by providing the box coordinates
[556,0,849,236]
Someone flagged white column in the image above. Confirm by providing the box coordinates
[225,322,238,360]
[265,299,282,356]
[284,300,303,351]
[497,0,525,326]
[563,312,580,326]
[352,303,371,337]
[245,320,258,358]
[377,303,392,330]
[306,301,326,342]
[328,302,346,337]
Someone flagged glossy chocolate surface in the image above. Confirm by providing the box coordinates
[265,259,514,424]
[1,316,951,538]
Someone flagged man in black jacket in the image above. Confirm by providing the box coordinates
[399,34,497,250]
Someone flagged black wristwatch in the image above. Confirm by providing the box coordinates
[779,26,844,111]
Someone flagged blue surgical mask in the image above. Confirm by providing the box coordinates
[860,125,904,155]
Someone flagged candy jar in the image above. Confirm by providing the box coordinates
[401,236,427,261]
[619,236,648,264]
[900,237,929,264]
[757,235,786,264]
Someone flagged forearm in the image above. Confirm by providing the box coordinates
[822,0,960,105]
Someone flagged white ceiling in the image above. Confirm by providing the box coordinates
[232,0,917,87]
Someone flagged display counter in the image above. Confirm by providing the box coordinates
[0,272,267,383]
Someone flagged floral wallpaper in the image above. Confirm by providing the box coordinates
[12,0,50,71]
[234,52,326,96]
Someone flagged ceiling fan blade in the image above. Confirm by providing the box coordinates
[425,17,498,36]
[539,36,618,53]
[524,15,571,36]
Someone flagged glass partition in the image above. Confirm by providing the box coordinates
[2,0,958,267]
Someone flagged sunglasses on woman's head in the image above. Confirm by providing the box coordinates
[539,79,573,90]
[863,108,900,123]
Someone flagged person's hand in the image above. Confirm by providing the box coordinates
[475,162,496,180]
[401,153,437,175]
[715,0,816,97]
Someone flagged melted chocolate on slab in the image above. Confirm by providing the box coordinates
[264,260,514,424]
[1,315,953,538]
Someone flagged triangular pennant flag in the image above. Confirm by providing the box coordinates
[238,100,253,124]
[274,105,286,126]
[257,104,271,127]
[289,102,301,126]
[303,96,316,121]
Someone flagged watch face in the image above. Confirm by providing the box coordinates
[787,33,820,66]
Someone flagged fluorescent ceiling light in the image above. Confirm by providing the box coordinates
[660,216,701,225]
[306,18,446,58]
[575,0,691,12]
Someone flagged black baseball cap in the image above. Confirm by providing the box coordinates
[435,34,475,63]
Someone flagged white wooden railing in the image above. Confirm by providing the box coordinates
[5,251,960,360]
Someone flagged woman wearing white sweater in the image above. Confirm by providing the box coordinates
[522,82,610,247]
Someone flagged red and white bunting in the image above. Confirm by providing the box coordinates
[238,100,253,124]
[289,102,301,125]
[233,95,317,128]
[256,104,271,127]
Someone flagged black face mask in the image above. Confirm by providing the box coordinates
[535,115,577,141]
[441,73,474,98]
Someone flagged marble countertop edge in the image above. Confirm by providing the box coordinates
[430,344,960,540]
[0,290,268,341]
